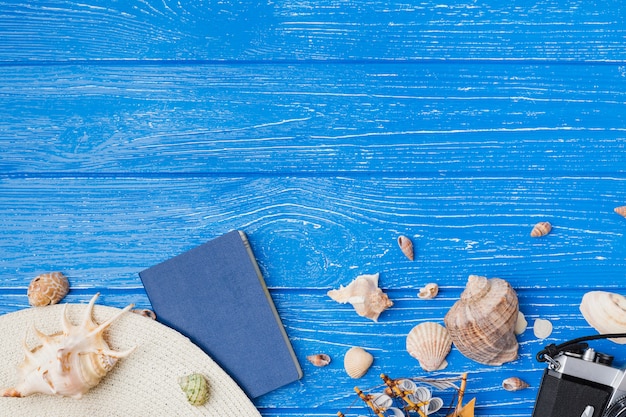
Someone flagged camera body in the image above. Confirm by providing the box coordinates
[533,347,626,417]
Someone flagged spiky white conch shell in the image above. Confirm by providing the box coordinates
[327,273,393,322]
[580,291,626,344]
[1,293,136,398]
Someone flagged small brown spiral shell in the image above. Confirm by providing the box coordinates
[27,272,69,306]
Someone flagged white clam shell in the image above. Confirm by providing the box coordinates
[343,346,374,379]
[514,311,528,335]
[580,291,626,343]
[406,322,451,372]
[533,318,553,339]
[328,273,393,322]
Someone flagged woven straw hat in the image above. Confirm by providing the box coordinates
[0,301,261,416]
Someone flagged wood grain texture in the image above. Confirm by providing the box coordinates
[2,0,626,416]
[0,1,625,62]
[2,63,626,174]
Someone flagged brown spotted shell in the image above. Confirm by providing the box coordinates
[530,221,552,237]
[444,275,519,366]
[27,272,70,306]
[178,373,209,406]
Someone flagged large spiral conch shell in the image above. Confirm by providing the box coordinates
[0,293,136,398]
[444,275,519,366]
[327,273,393,322]
[27,272,69,307]
[580,291,626,343]
[406,322,451,372]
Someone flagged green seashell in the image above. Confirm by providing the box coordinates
[178,373,209,406]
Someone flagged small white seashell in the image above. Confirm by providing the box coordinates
[580,291,626,343]
[397,235,414,260]
[178,373,209,406]
[530,221,552,237]
[27,272,70,306]
[406,322,451,372]
[533,318,553,339]
[502,376,530,392]
[418,283,439,300]
[306,353,331,367]
[343,346,374,379]
[328,273,393,322]
[514,311,528,335]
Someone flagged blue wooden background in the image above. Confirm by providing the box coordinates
[2,1,626,416]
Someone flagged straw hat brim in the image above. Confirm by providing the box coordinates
[0,301,261,417]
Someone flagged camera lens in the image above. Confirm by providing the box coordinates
[595,353,614,366]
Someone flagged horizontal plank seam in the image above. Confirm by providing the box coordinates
[1,58,626,67]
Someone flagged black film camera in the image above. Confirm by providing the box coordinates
[533,334,626,417]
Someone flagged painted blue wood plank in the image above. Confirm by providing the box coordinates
[1,63,626,174]
[1,176,625,291]
[0,0,624,62]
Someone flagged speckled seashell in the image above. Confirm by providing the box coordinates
[533,318,553,339]
[444,275,519,366]
[397,235,414,260]
[328,273,393,322]
[406,322,451,372]
[502,377,529,392]
[307,353,331,367]
[580,291,626,344]
[615,206,626,218]
[418,283,439,300]
[131,308,157,320]
[530,221,552,237]
[27,272,69,307]
[343,347,373,379]
[0,293,135,398]
[178,373,209,406]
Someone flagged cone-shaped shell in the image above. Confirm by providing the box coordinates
[406,322,451,372]
[343,346,373,379]
[27,272,69,307]
[397,235,414,260]
[444,275,519,366]
[328,273,393,322]
[580,291,626,343]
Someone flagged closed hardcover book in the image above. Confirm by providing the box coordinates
[138,230,302,398]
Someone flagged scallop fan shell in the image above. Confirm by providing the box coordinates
[343,347,373,379]
[406,322,451,372]
[444,275,519,366]
[580,291,626,344]
[328,273,393,322]
[27,272,70,307]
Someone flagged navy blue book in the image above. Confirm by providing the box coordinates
[139,230,302,398]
